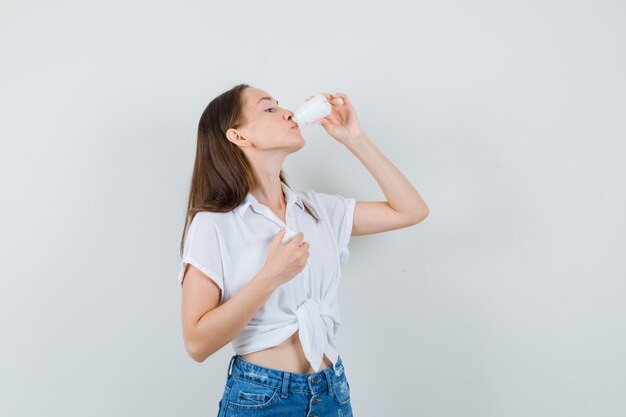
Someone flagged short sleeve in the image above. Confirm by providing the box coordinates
[177,214,225,298]
[304,190,356,264]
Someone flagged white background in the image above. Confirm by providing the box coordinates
[1,0,624,416]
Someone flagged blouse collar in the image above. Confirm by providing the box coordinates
[235,181,305,218]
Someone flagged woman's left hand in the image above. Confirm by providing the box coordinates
[305,92,365,144]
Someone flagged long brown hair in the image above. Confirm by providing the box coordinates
[180,83,319,257]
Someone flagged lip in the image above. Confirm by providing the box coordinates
[291,125,299,130]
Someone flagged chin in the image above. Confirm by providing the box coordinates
[289,138,306,152]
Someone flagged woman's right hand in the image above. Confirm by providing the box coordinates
[261,227,310,287]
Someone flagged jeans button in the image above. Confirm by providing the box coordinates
[312,377,320,384]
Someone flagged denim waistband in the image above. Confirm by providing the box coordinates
[226,354,346,395]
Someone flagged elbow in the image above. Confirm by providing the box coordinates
[410,206,429,224]
[183,323,219,362]
[186,341,209,363]
[189,349,207,363]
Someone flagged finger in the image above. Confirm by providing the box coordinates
[328,95,342,106]
[273,227,286,245]
[292,231,305,245]
[320,93,334,103]
[332,92,348,105]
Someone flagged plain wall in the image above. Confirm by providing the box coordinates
[1,0,624,416]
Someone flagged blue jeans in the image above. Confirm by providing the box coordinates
[216,354,353,417]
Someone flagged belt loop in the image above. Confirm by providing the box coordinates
[227,355,236,378]
[280,372,290,399]
[324,368,333,395]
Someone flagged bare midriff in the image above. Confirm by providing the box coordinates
[240,329,333,374]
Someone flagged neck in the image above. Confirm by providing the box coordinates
[251,177,285,210]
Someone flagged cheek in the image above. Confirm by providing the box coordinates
[266,123,288,138]
[255,129,278,147]
[254,119,287,144]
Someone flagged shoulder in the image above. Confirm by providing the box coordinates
[183,211,232,253]
[299,189,340,205]
[188,210,233,232]
[297,189,355,222]
[299,189,352,209]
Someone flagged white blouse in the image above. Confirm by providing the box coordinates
[178,181,356,372]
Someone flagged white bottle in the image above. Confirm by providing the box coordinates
[293,94,332,126]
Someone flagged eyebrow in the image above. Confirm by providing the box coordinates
[257,96,279,106]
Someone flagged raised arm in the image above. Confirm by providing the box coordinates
[315,92,429,237]
[346,132,429,236]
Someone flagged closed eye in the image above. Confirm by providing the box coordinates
[265,107,276,112]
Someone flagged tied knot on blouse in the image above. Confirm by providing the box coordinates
[295,297,340,373]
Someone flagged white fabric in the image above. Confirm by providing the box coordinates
[178,181,356,372]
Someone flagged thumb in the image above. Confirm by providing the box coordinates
[273,227,286,243]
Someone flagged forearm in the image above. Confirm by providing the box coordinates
[344,133,428,216]
[189,271,277,362]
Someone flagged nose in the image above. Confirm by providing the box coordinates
[284,108,295,121]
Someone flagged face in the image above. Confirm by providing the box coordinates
[226,88,305,155]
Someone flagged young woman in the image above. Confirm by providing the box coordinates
[178,84,429,416]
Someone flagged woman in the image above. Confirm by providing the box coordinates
[178,83,429,416]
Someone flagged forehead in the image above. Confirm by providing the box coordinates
[246,88,277,106]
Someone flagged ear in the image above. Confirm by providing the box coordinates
[226,128,251,148]
[226,128,239,142]
[226,128,242,144]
